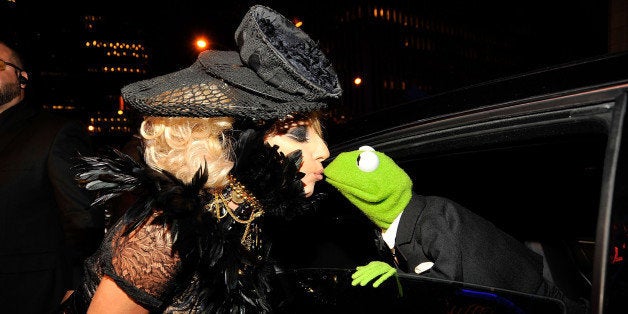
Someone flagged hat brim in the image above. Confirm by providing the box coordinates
[121,50,326,120]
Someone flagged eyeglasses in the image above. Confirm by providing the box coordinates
[0,59,25,72]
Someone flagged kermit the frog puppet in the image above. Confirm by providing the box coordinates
[324,146,586,312]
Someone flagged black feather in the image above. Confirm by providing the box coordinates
[230,129,320,221]
[73,135,316,312]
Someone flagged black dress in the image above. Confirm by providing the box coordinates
[64,130,315,313]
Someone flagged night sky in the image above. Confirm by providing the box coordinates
[11,0,612,84]
[141,0,610,75]
[120,0,610,75]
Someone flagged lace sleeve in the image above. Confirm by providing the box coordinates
[108,211,181,302]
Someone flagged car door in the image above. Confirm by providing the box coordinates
[325,82,628,313]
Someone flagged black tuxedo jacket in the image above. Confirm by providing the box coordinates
[0,102,101,312]
[394,193,546,295]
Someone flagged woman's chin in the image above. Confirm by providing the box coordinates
[302,184,315,198]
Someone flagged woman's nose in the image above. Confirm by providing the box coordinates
[313,138,330,162]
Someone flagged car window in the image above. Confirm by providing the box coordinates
[308,88,628,313]
[383,102,611,306]
[271,73,628,312]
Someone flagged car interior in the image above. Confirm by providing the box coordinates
[274,100,618,312]
[269,55,628,311]
[395,118,605,302]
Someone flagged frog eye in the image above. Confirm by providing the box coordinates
[357,150,379,172]
[359,145,375,152]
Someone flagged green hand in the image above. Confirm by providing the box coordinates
[351,261,397,288]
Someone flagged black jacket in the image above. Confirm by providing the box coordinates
[0,102,102,313]
[394,193,545,293]
[390,193,588,313]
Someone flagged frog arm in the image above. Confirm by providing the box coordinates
[351,261,403,296]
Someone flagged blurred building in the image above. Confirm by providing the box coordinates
[1,2,149,147]
[1,0,620,139]
[77,14,148,146]
[290,0,612,124]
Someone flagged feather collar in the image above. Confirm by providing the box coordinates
[74,129,319,312]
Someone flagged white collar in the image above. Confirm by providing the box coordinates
[381,213,402,249]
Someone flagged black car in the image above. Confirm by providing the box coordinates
[270,52,628,314]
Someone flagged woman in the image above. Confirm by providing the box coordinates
[64,4,341,313]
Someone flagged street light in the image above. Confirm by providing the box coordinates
[195,37,209,51]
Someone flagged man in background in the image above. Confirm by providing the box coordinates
[0,39,103,313]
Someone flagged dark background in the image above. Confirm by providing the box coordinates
[1,0,624,146]
[7,0,615,84]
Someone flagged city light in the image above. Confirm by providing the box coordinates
[195,37,209,51]
[292,17,303,28]
[354,77,362,86]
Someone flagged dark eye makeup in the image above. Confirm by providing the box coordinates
[286,125,309,142]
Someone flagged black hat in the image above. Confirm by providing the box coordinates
[121,5,342,121]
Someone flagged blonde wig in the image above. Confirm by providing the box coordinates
[140,117,234,189]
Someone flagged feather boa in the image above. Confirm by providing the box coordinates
[74,129,319,312]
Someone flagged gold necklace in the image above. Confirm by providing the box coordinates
[205,175,264,249]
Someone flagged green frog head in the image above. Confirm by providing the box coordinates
[324,146,412,230]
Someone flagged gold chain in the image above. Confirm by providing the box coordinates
[204,175,264,248]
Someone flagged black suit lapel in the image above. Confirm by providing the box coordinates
[396,192,425,245]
